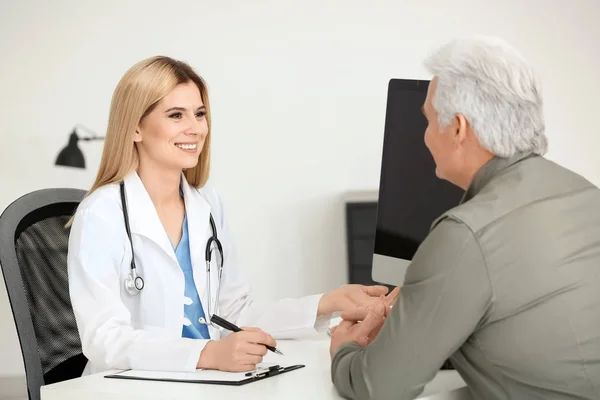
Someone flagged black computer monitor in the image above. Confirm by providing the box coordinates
[372,78,464,285]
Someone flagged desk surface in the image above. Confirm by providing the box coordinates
[41,336,472,400]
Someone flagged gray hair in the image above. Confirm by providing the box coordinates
[424,35,548,157]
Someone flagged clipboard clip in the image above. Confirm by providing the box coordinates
[248,364,282,378]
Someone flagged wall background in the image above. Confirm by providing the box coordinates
[1,0,598,380]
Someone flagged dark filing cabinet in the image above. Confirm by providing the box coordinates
[344,191,380,287]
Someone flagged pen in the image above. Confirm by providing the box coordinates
[210,314,284,355]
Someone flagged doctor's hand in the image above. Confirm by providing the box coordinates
[318,284,399,316]
[197,327,277,372]
[329,301,387,357]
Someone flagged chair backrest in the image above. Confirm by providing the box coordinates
[0,188,87,400]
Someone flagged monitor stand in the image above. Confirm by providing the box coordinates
[371,254,410,286]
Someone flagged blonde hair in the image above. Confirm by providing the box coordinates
[67,56,212,226]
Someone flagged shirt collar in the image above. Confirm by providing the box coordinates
[461,151,537,204]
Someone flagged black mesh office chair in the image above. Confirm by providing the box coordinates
[0,188,88,400]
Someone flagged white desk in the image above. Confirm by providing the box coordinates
[41,336,472,400]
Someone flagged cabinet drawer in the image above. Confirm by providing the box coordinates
[351,238,375,266]
[346,203,378,237]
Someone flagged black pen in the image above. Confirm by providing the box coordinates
[210,314,284,355]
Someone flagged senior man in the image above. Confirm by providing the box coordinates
[330,36,600,400]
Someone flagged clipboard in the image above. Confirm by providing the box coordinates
[104,363,305,386]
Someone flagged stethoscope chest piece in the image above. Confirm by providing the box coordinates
[125,268,145,295]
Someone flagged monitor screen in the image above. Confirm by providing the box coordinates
[372,79,464,285]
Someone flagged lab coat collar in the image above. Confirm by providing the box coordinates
[179,172,212,244]
[122,171,212,272]
[122,171,174,263]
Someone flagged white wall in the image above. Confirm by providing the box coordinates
[1,0,599,378]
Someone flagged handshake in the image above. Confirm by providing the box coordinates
[329,286,400,356]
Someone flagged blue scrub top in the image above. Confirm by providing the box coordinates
[172,204,211,339]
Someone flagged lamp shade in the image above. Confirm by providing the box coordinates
[55,131,85,168]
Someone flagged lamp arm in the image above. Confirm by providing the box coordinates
[74,124,105,140]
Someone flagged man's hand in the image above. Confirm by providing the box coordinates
[379,286,400,313]
[329,302,387,356]
[318,284,400,316]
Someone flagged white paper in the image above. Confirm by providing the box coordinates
[113,363,279,383]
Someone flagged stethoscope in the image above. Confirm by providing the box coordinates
[119,181,224,326]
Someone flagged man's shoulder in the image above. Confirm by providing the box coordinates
[429,215,476,242]
[433,156,600,234]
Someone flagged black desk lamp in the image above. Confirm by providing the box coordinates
[55,125,104,169]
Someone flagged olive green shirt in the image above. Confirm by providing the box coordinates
[331,153,600,400]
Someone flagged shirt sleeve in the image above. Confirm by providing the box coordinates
[331,218,493,400]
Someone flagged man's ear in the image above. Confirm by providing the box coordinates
[454,114,469,148]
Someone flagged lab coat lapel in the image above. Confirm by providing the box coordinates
[123,171,179,266]
[180,176,213,325]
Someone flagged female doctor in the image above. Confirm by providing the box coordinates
[67,56,397,375]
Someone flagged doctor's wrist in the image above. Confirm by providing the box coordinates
[317,292,336,316]
[197,340,218,369]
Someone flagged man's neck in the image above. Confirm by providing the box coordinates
[457,151,495,190]
[136,160,182,209]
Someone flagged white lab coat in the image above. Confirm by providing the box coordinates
[67,171,329,375]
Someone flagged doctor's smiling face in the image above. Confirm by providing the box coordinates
[134,81,209,173]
